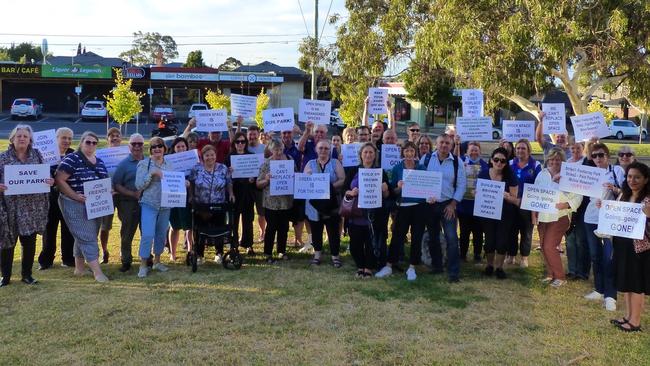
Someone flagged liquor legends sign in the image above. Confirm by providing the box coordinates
[41,65,112,79]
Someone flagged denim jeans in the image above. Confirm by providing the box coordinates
[426,202,460,280]
[565,218,590,278]
[584,223,616,299]
[139,203,171,259]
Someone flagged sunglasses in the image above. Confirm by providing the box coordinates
[84,140,98,145]
[130,142,144,147]
[317,147,330,150]
[409,129,420,132]
[235,140,246,145]
[150,144,165,149]
[492,158,507,164]
[591,152,606,159]
[618,152,634,158]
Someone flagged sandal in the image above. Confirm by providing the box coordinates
[617,322,642,332]
[610,318,629,326]
[332,258,343,268]
[310,258,321,266]
[355,270,364,279]
[362,271,373,279]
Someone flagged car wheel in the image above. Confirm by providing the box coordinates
[616,131,624,140]
[642,131,647,140]
[492,131,499,139]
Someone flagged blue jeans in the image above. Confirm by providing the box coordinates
[426,202,460,280]
[584,223,616,299]
[566,218,590,278]
[139,203,171,259]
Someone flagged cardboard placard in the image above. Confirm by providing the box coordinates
[570,112,610,141]
[298,99,331,124]
[473,178,505,220]
[161,171,187,208]
[559,162,607,198]
[262,108,295,132]
[368,88,388,114]
[380,144,401,171]
[95,146,130,175]
[456,117,493,141]
[270,160,295,196]
[195,109,228,132]
[401,169,442,200]
[230,94,257,119]
[83,178,114,219]
[32,129,59,165]
[597,200,647,240]
[165,149,200,176]
[461,89,484,117]
[3,164,50,195]
[503,120,535,142]
[231,154,265,179]
[520,183,560,214]
[294,173,330,199]
[542,103,567,134]
[358,168,382,208]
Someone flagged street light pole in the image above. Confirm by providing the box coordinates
[310,0,318,100]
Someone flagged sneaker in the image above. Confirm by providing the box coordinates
[519,257,529,268]
[298,243,314,253]
[504,256,514,265]
[214,254,223,265]
[375,266,393,278]
[584,291,604,301]
[119,263,131,273]
[278,253,289,261]
[152,263,169,272]
[604,297,617,311]
[21,276,38,285]
[550,279,566,288]
[137,266,149,278]
[484,265,494,276]
[38,264,52,271]
[406,267,417,281]
[541,277,553,284]
[197,257,204,265]
[495,268,507,279]
[94,274,109,283]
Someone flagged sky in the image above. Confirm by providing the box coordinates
[0,0,347,68]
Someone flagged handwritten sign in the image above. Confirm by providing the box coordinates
[195,109,228,132]
[342,143,361,167]
[83,178,114,219]
[262,108,295,132]
[559,162,607,198]
[299,99,331,124]
[402,170,442,200]
[230,94,257,119]
[270,160,295,196]
[597,200,647,240]
[461,89,484,117]
[503,120,535,142]
[95,146,130,175]
[165,149,200,176]
[542,103,567,134]
[161,171,187,208]
[473,178,505,220]
[231,154,265,179]
[294,173,329,199]
[3,164,50,195]
[381,144,401,171]
[368,88,388,114]
[520,183,560,214]
[32,129,59,165]
[358,168,382,208]
[456,117,493,141]
[570,112,610,141]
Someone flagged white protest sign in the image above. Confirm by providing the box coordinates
[263,108,295,132]
[230,94,257,119]
[165,149,200,176]
[95,145,130,175]
[559,162,607,198]
[195,109,228,132]
[161,171,187,208]
[32,129,59,165]
[358,168,382,208]
[597,200,647,240]
[381,144,401,171]
[401,170,442,200]
[298,99,331,124]
[473,178,505,220]
[294,173,330,199]
[83,178,114,219]
[520,183,560,214]
[503,120,535,142]
[368,88,388,114]
[342,143,361,167]
[231,154,265,178]
[270,160,295,196]
[456,117,493,141]
[3,164,50,195]
[542,103,567,134]
[461,89,484,117]
[570,112,610,141]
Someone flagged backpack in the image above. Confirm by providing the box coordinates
[423,152,460,189]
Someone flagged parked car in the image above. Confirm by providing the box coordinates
[187,103,209,120]
[81,100,107,121]
[492,127,502,140]
[10,98,42,120]
[330,111,346,129]
[608,119,647,140]
[151,105,176,122]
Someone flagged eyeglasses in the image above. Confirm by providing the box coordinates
[409,129,420,132]
[591,152,606,159]
[492,158,507,164]
[618,152,634,158]
[317,147,330,150]
[419,142,430,146]
[150,144,165,149]
[84,140,98,145]
[130,142,144,147]
[358,133,369,136]
[235,140,246,145]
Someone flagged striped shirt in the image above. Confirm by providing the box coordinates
[57,152,109,194]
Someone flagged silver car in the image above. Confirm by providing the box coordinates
[11,98,42,120]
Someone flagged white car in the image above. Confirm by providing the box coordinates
[81,101,107,121]
[609,119,647,140]
[188,103,208,119]
[10,98,42,120]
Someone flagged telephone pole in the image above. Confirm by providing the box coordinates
[310,0,318,100]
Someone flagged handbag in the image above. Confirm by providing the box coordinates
[339,195,362,218]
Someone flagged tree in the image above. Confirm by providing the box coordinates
[104,69,144,125]
[119,31,178,65]
[205,89,230,112]
[403,61,456,124]
[217,57,243,71]
[3,43,42,63]
[184,50,205,68]
[255,88,270,129]
[0,49,9,61]
[587,100,616,123]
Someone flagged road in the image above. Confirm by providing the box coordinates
[0,113,158,137]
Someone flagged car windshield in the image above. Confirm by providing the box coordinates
[14,100,32,106]
[85,102,103,109]
[192,105,207,110]
[155,107,173,113]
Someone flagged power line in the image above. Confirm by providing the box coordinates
[0,32,307,38]
[0,40,299,47]
[297,0,311,37]
[319,0,334,43]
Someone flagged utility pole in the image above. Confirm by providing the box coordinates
[310,0,318,100]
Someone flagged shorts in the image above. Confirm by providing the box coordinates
[254,189,265,217]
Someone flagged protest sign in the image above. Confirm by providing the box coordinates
[456,117,493,141]
[195,109,228,132]
[559,162,607,198]
[161,171,187,208]
[520,183,560,214]
[95,145,130,175]
[165,149,200,176]
[401,170,442,200]
[381,144,401,171]
[342,143,361,167]
[231,154,265,178]
[358,168,382,208]
[32,129,59,165]
[570,112,610,141]
[230,94,257,119]
[503,120,535,142]
[542,103,567,134]
[3,164,50,195]
[473,178,505,220]
[262,108,295,132]
[461,89,484,117]
[294,173,330,199]
[270,160,295,196]
[83,178,113,219]
[298,99,331,124]
[597,200,647,240]
[368,88,388,114]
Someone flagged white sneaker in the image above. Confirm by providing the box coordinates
[137,266,149,278]
[375,266,393,278]
[519,257,529,268]
[196,257,204,265]
[152,263,169,272]
[604,297,617,311]
[406,267,417,281]
[298,243,314,253]
[584,291,604,301]
[214,254,223,264]
[550,279,566,288]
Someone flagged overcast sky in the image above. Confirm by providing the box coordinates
[0,0,346,68]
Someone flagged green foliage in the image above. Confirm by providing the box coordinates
[587,100,616,123]
[104,69,144,124]
[118,31,178,65]
[403,61,455,111]
[184,50,205,68]
[217,57,243,71]
[255,88,270,129]
[0,42,42,63]
[204,89,230,113]
[0,49,9,61]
